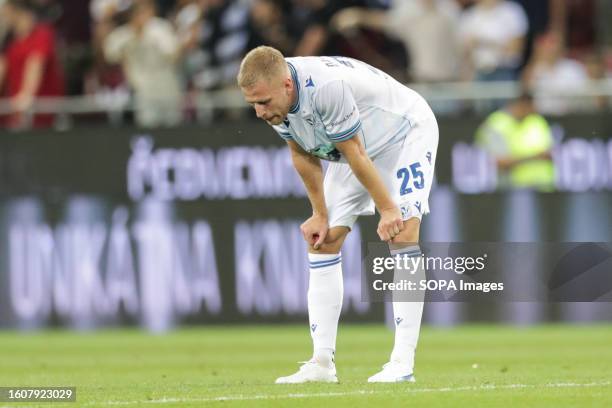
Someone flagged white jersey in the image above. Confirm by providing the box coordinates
[272,56,433,163]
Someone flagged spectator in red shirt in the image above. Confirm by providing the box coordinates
[0,0,64,129]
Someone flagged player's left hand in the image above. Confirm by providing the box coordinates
[377,207,404,242]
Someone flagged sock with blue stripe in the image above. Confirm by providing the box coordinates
[390,245,425,373]
[308,252,343,368]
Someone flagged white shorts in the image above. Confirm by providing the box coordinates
[324,109,439,229]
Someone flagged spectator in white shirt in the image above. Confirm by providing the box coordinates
[332,0,461,83]
[459,0,528,81]
[104,0,182,127]
[522,32,589,115]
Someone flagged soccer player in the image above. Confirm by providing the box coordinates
[237,46,438,383]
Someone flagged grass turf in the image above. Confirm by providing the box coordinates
[0,324,611,407]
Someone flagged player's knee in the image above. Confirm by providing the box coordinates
[390,218,420,246]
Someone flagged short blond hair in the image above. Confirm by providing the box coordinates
[237,46,288,88]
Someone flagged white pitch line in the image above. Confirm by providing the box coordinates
[98,381,612,406]
[1,381,609,408]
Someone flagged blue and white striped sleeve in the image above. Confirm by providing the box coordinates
[272,124,293,141]
[315,80,361,143]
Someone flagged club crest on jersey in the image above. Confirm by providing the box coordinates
[310,324,317,332]
[305,76,315,87]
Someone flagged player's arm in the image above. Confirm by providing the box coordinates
[334,136,403,242]
[288,139,327,216]
[287,139,328,249]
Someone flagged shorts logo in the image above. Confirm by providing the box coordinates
[414,201,422,213]
[311,324,317,332]
[400,205,409,219]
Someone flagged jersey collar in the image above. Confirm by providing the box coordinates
[287,61,300,114]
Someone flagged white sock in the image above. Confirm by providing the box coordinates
[308,252,343,368]
[390,245,425,372]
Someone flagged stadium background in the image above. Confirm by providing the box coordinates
[0,115,611,331]
[0,1,611,406]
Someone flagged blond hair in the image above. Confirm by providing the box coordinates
[237,46,288,88]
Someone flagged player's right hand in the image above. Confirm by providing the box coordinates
[377,207,404,242]
[300,214,329,250]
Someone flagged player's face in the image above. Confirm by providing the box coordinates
[241,76,293,126]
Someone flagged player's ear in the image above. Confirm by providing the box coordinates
[284,76,293,94]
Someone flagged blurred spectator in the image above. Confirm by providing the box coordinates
[104,0,182,127]
[91,0,133,22]
[55,0,93,95]
[583,51,609,111]
[475,92,555,191]
[189,0,252,91]
[91,0,133,60]
[172,0,200,49]
[0,0,64,129]
[459,0,528,81]
[170,0,203,85]
[512,0,566,68]
[89,0,132,96]
[289,0,380,57]
[0,0,10,46]
[249,0,295,56]
[522,32,588,115]
[154,0,175,17]
[332,0,461,83]
[565,0,596,56]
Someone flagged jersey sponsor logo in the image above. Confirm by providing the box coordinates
[328,106,356,128]
[309,144,342,162]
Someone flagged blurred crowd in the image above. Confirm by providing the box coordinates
[0,0,611,128]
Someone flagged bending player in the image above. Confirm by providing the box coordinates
[238,46,438,383]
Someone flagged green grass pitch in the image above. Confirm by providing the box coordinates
[0,324,611,407]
